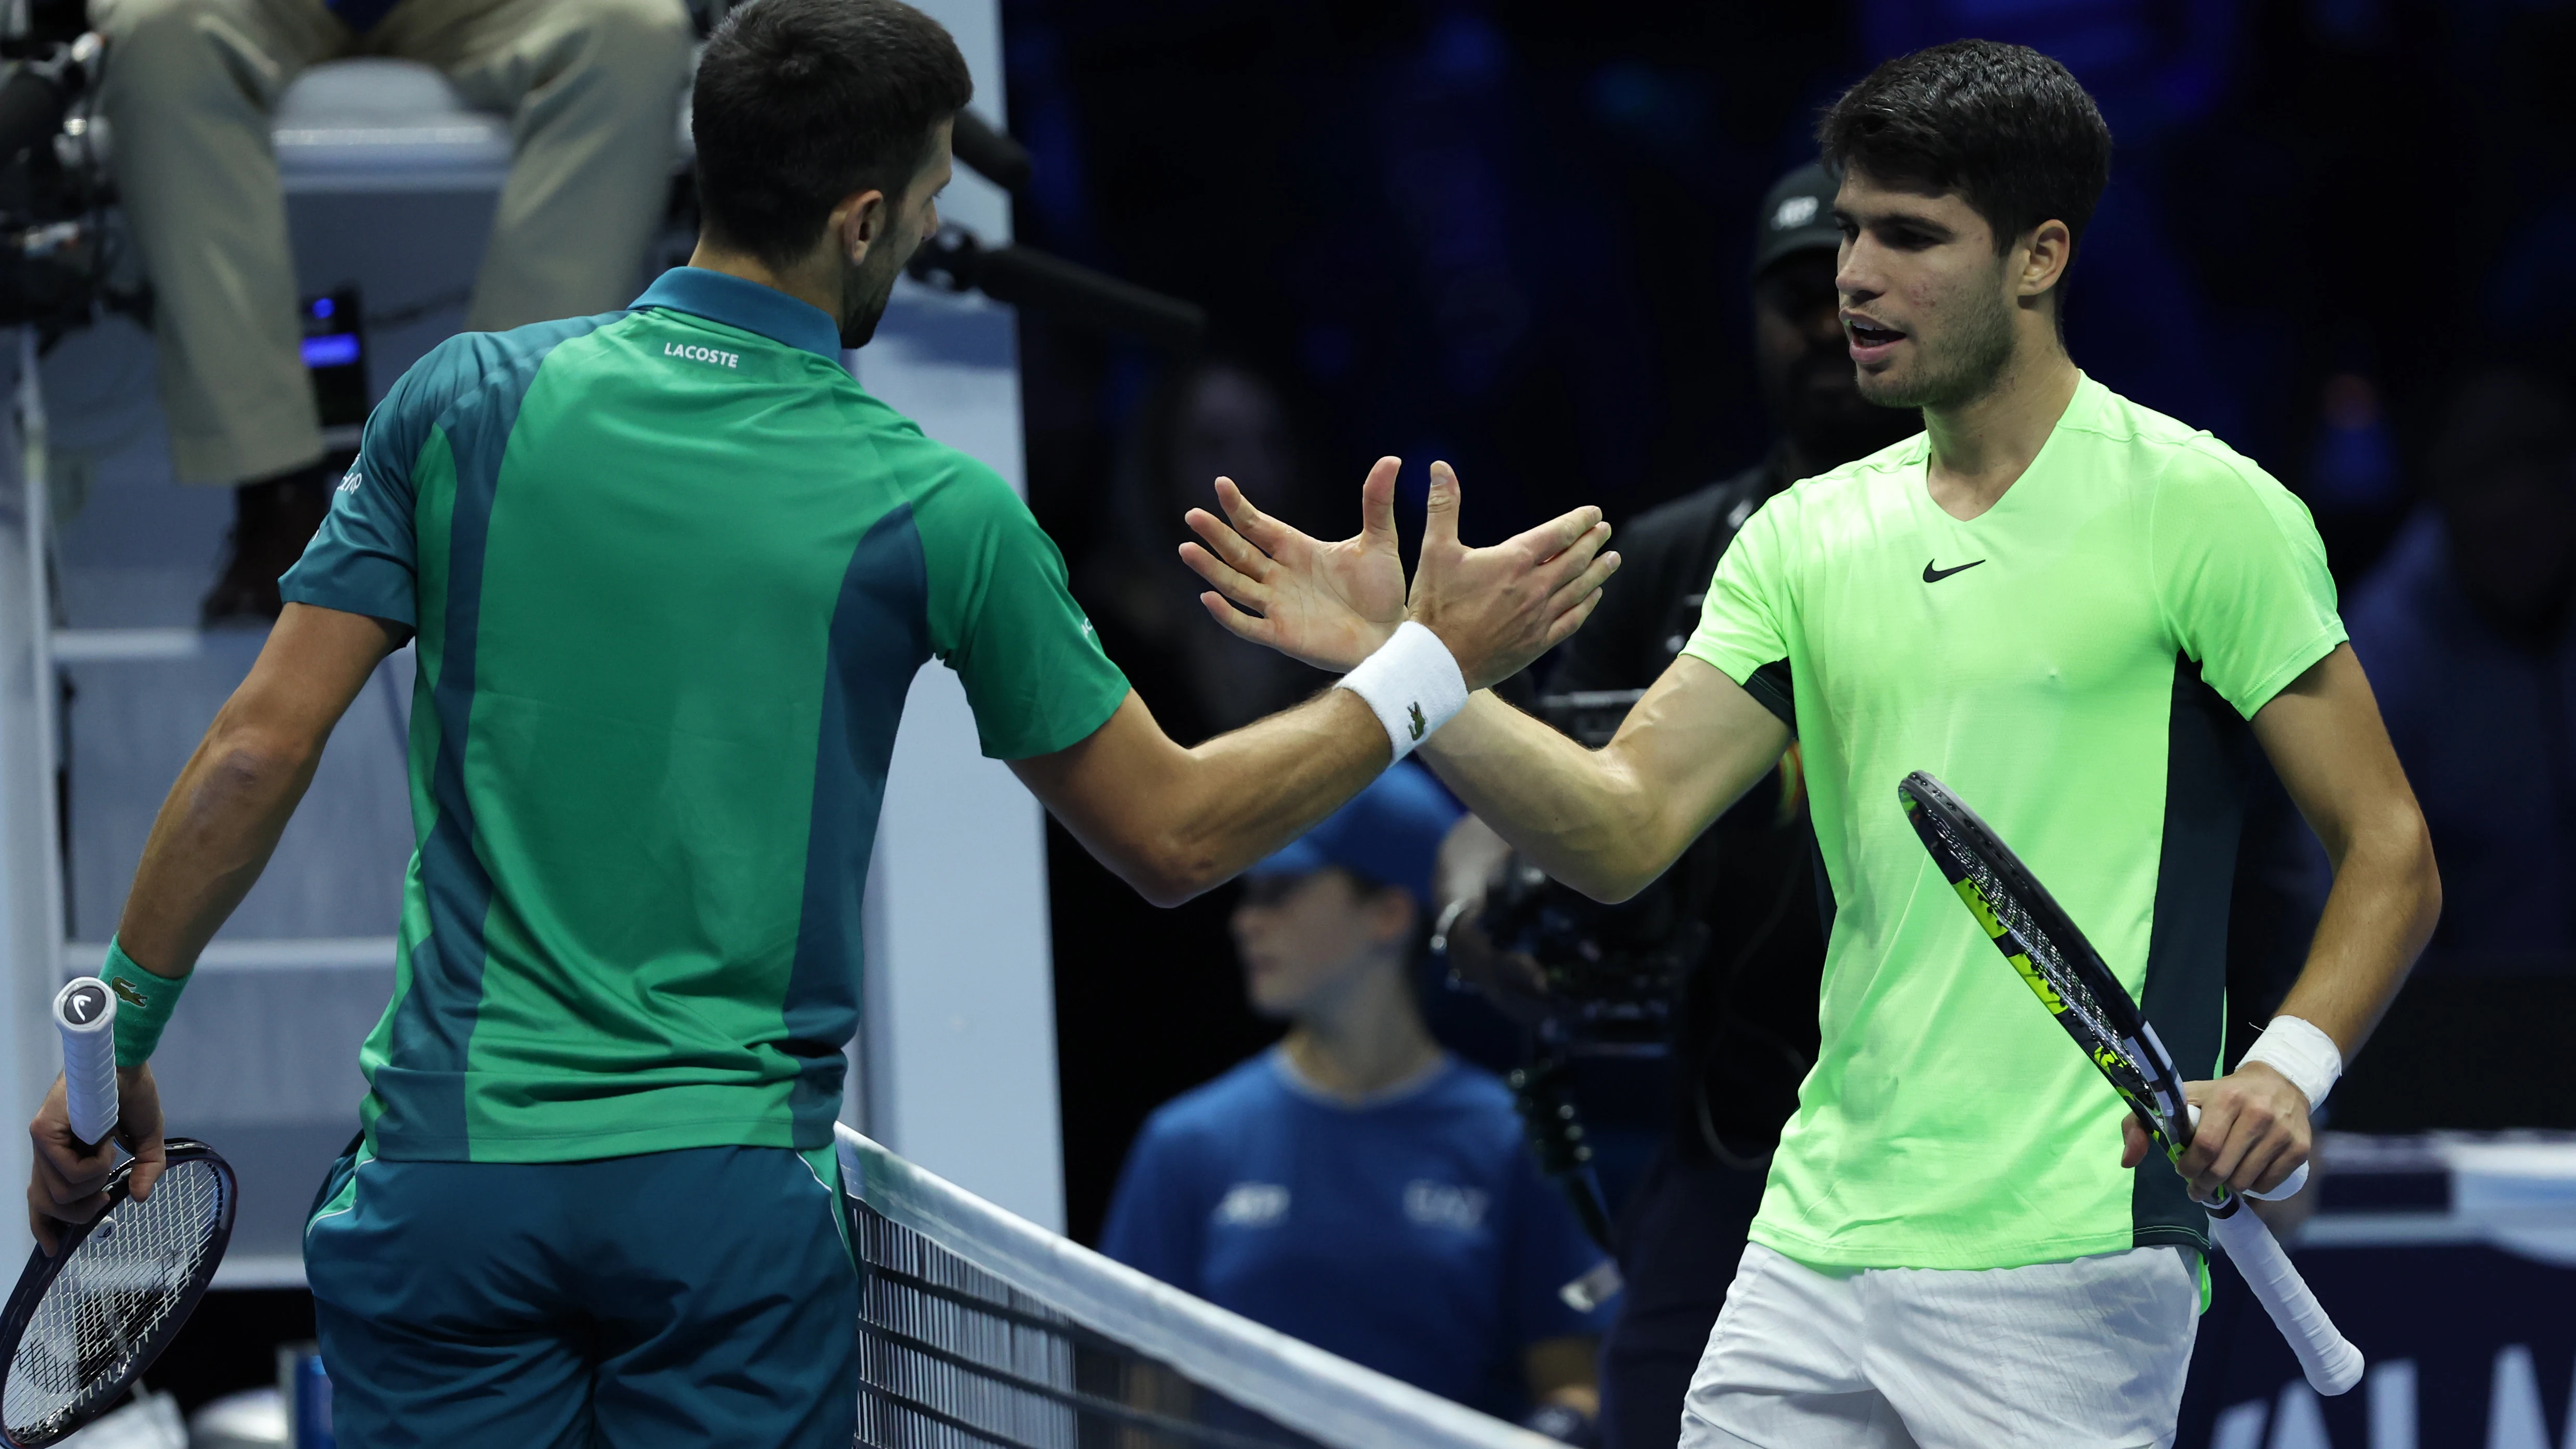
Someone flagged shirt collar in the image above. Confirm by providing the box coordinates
[630,267,843,361]
[1267,1045,1453,1111]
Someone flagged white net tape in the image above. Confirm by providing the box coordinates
[840,1126,1554,1449]
[3,1156,228,1442]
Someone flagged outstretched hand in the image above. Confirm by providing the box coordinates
[1182,457,1620,687]
[1181,456,1407,672]
[1409,462,1619,689]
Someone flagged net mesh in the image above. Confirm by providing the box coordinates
[854,1200,1325,1448]
[4,1155,230,1443]
[840,1127,1547,1449]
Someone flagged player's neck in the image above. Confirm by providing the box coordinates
[1283,966,1441,1103]
[685,238,845,336]
[1921,332,2081,522]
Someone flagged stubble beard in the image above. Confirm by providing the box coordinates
[1855,275,2019,413]
[839,246,904,349]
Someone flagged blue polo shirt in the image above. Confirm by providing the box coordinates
[1100,1049,1613,1419]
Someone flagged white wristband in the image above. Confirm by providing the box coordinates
[2241,1014,2342,1110]
[1338,621,1468,763]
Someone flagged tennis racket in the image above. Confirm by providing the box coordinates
[0,979,235,1447]
[1897,772,2364,1398]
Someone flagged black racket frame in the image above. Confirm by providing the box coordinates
[0,1138,236,1448]
[1896,771,2228,1203]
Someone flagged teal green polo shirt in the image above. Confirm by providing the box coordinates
[282,267,1128,1162]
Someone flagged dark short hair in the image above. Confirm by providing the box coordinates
[1817,40,2112,266]
[693,0,973,268]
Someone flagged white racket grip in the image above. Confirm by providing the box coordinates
[2207,1204,2363,1394]
[52,977,119,1149]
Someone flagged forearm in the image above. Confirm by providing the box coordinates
[1154,690,1392,896]
[2274,805,2440,1057]
[113,706,329,977]
[1029,689,1392,908]
[1417,693,1673,901]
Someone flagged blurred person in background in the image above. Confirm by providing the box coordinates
[1439,160,1921,1449]
[1078,356,1332,740]
[95,0,697,622]
[2346,369,2576,963]
[1101,765,1613,1440]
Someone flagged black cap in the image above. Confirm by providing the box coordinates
[1751,161,1842,278]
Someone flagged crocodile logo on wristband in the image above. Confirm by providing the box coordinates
[1408,702,1426,741]
[107,978,149,1007]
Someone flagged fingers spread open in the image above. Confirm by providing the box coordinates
[1537,587,1605,653]
[1510,504,1607,564]
[1359,456,1401,548]
[1533,522,1614,596]
[1197,590,1277,646]
[1547,547,1622,620]
[1422,461,1462,549]
[1215,478,1298,557]
[1178,539,1266,608]
[1188,504,1278,578]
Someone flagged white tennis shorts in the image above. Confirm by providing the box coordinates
[1678,1241,2200,1449]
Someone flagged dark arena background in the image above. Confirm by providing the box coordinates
[0,1,2569,1447]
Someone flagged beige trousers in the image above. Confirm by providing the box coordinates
[93,0,696,483]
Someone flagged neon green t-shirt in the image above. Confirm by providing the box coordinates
[1682,373,2345,1270]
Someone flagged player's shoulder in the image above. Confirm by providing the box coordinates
[2061,376,2295,507]
[833,391,1021,518]
[1777,431,1931,513]
[388,310,628,424]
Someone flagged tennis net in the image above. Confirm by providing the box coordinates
[837,1125,1558,1449]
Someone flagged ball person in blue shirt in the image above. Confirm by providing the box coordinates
[1100,764,1613,1436]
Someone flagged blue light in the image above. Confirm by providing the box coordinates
[301,333,360,368]
[310,296,334,320]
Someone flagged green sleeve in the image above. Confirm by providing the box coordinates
[2149,449,2348,719]
[1680,490,1797,689]
[912,449,1130,759]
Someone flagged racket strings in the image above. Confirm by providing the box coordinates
[3,1158,228,1440]
[1932,816,2140,1075]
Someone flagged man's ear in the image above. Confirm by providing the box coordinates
[2016,217,2073,303]
[1370,889,1419,947]
[829,187,892,264]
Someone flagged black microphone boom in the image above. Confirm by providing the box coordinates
[908,225,1205,355]
[950,110,1032,194]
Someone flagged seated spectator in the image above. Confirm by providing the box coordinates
[2345,369,2576,963]
[96,0,697,621]
[1100,764,1610,1436]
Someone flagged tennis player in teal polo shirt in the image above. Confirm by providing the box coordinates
[21,2,1621,1442]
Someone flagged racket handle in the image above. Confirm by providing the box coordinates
[2244,1158,2310,1201]
[2208,1203,2363,1395]
[53,977,119,1150]
[2179,1103,2309,1198]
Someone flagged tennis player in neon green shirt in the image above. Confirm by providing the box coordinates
[1180,39,2440,1449]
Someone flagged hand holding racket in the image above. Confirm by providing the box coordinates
[4,979,233,1447]
[1898,773,2365,1398]
[24,981,164,1257]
